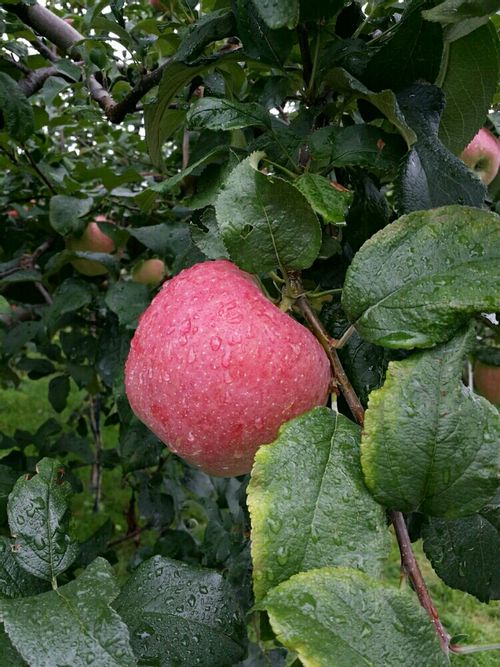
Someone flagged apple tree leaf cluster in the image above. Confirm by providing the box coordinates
[0,0,499,665]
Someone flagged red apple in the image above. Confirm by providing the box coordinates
[66,216,116,276]
[460,128,500,185]
[132,259,167,286]
[474,360,500,406]
[7,209,19,219]
[125,259,331,476]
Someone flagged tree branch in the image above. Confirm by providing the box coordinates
[18,65,67,97]
[286,269,452,655]
[390,512,450,653]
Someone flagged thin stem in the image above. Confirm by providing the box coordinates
[263,158,298,179]
[306,26,321,99]
[22,145,57,194]
[450,643,500,655]
[289,281,365,425]
[390,511,450,654]
[89,395,103,513]
[35,282,53,305]
[107,523,152,548]
[297,26,313,92]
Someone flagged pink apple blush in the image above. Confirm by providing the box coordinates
[125,260,331,476]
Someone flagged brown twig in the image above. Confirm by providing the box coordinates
[286,269,452,655]
[390,511,450,654]
[22,145,57,193]
[107,523,152,548]
[18,65,72,97]
[288,274,365,425]
[89,395,103,513]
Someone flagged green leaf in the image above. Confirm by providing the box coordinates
[0,537,49,599]
[422,494,500,602]
[45,279,93,324]
[113,555,246,667]
[0,558,136,667]
[361,327,500,518]
[395,84,486,213]
[325,69,416,147]
[251,0,299,29]
[152,145,229,194]
[0,72,34,143]
[48,375,70,413]
[105,281,150,329]
[261,567,449,667]
[187,97,271,131]
[119,420,163,473]
[309,125,407,175]
[342,205,500,349]
[175,10,237,63]
[423,0,500,23]
[191,207,230,259]
[215,153,321,272]
[7,458,78,582]
[248,408,390,602]
[144,54,238,167]
[49,195,93,235]
[236,0,294,66]
[363,0,443,93]
[295,173,353,224]
[438,23,499,154]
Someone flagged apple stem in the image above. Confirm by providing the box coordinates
[286,270,452,655]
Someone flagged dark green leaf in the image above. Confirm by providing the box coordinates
[325,69,416,146]
[113,555,246,667]
[236,0,294,67]
[0,72,34,142]
[0,558,136,667]
[49,195,93,235]
[48,375,70,413]
[248,409,391,602]
[0,626,25,667]
[0,467,19,527]
[215,153,321,272]
[309,125,407,174]
[105,281,150,329]
[261,567,449,667]
[145,54,238,167]
[175,10,237,63]
[0,537,49,599]
[295,173,353,224]
[422,495,500,602]
[395,84,486,213]
[119,420,163,473]
[361,327,500,518]
[438,23,499,154]
[342,205,500,349]
[422,0,500,23]
[251,0,299,29]
[2,322,42,356]
[187,97,270,131]
[363,0,443,92]
[7,458,78,582]
[74,519,114,569]
[45,279,93,325]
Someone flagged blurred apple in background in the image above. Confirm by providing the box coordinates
[460,127,500,185]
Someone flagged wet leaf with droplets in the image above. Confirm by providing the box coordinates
[342,205,500,348]
[7,458,79,582]
[113,555,246,666]
[260,567,449,667]
[215,153,321,273]
[248,408,390,602]
[422,491,500,602]
[361,326,500,517]
[0,558,136,667]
